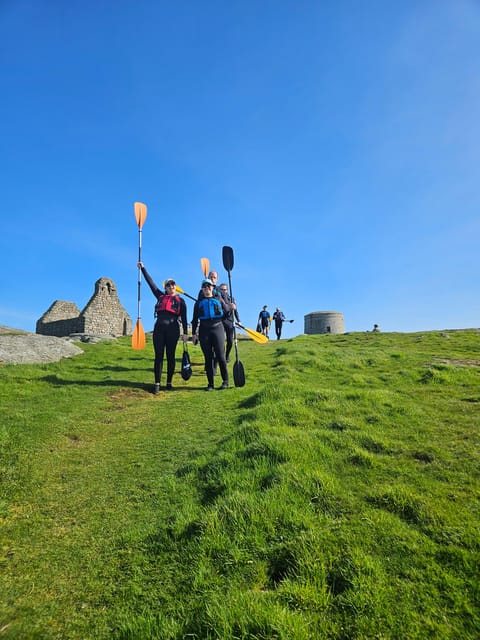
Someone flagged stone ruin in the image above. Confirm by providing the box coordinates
[304,311,345,335]
[36,277,132,338]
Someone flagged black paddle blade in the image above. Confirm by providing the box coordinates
[222,246,234,272]
[233,360,245,387]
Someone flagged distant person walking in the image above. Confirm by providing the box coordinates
[192,279,229,391]
[257,305,271,337]
[138,262,188,393]
[272,307,286,340]
[372,324,380,332]
[218,282,240,362]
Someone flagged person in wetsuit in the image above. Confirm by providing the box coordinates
[272,307,286,340]
[138,262,188,393]
[197,269,234,371]
[197,270,220,299]
[258,305,271,337]
[191,278,229,391]
[218,282,240,362]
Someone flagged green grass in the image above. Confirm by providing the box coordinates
[1,330,479,639]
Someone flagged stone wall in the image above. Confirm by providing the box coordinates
[36,277,132,337]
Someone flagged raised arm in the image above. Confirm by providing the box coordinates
[138,263,163,297]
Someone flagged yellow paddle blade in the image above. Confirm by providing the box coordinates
[200,257,210,277]
[172,284,197,302]
[237,324,269,344]
[132,319,146,350]
[134,202,147,229]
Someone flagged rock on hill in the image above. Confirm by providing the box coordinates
[0,326,84,365]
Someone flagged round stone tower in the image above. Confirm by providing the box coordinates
[304,311,345,335]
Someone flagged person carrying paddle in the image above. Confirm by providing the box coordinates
[138,262,188,394]
[272,307,286,340]
[198,270,221,299]
[258,305,271,337]
[218,283,240,362]
[197,270,233,369]
[191,279,229,391]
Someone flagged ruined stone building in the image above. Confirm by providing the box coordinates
[36,277,132,337]
[304,311,345,335]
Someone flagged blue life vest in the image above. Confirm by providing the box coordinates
[198,297,223,320]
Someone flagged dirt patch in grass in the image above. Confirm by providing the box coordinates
[438,359,480,367]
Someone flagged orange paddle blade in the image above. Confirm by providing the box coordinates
[132,319,146,350]
[134,202,147,229]
[200,257,210,277]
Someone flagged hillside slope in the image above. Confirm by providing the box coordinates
[1,330,479,639]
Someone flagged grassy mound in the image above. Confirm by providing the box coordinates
[1,330,479,639]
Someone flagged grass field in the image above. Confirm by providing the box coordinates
[1,329,479,639]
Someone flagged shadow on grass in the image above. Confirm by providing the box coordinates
[40,374,235,393]
[85,365,148,372]
[41,374,148,390]
[238,393,262,409]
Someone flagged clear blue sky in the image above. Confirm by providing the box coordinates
[1,1,478,338]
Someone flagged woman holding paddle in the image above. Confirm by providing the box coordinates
[191,278,229,391]
[138,262,188,394]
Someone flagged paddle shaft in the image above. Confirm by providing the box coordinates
[132,202,147,350]
[174,285,197,302]
[137,227,143,319]
[224,264,239,363]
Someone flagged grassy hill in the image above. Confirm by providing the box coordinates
[1,330,479,639]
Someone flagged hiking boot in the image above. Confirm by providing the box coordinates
[166,383,173,390]
[153,383,161,394]
[218,381,229,390]
[205,386,214,392]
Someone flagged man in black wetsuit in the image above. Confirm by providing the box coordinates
[218,283,240,362]
[272,307,286,340]
[257,305,270,337]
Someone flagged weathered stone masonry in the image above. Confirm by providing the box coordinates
[36,277,132,337]
[304,311,345,335]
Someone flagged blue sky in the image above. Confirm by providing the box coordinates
[1,1,478,338]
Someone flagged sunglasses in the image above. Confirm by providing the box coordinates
[202,284,213,288]
[165,282,176,287]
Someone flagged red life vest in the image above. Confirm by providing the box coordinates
[155,294,181,317]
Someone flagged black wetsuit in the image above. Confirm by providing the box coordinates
[198,285,232,366]
[141,267,188,386]
[192,297,229,388]
[258,309,270,336]
[272,310,286,340]
[222,293,240,360]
